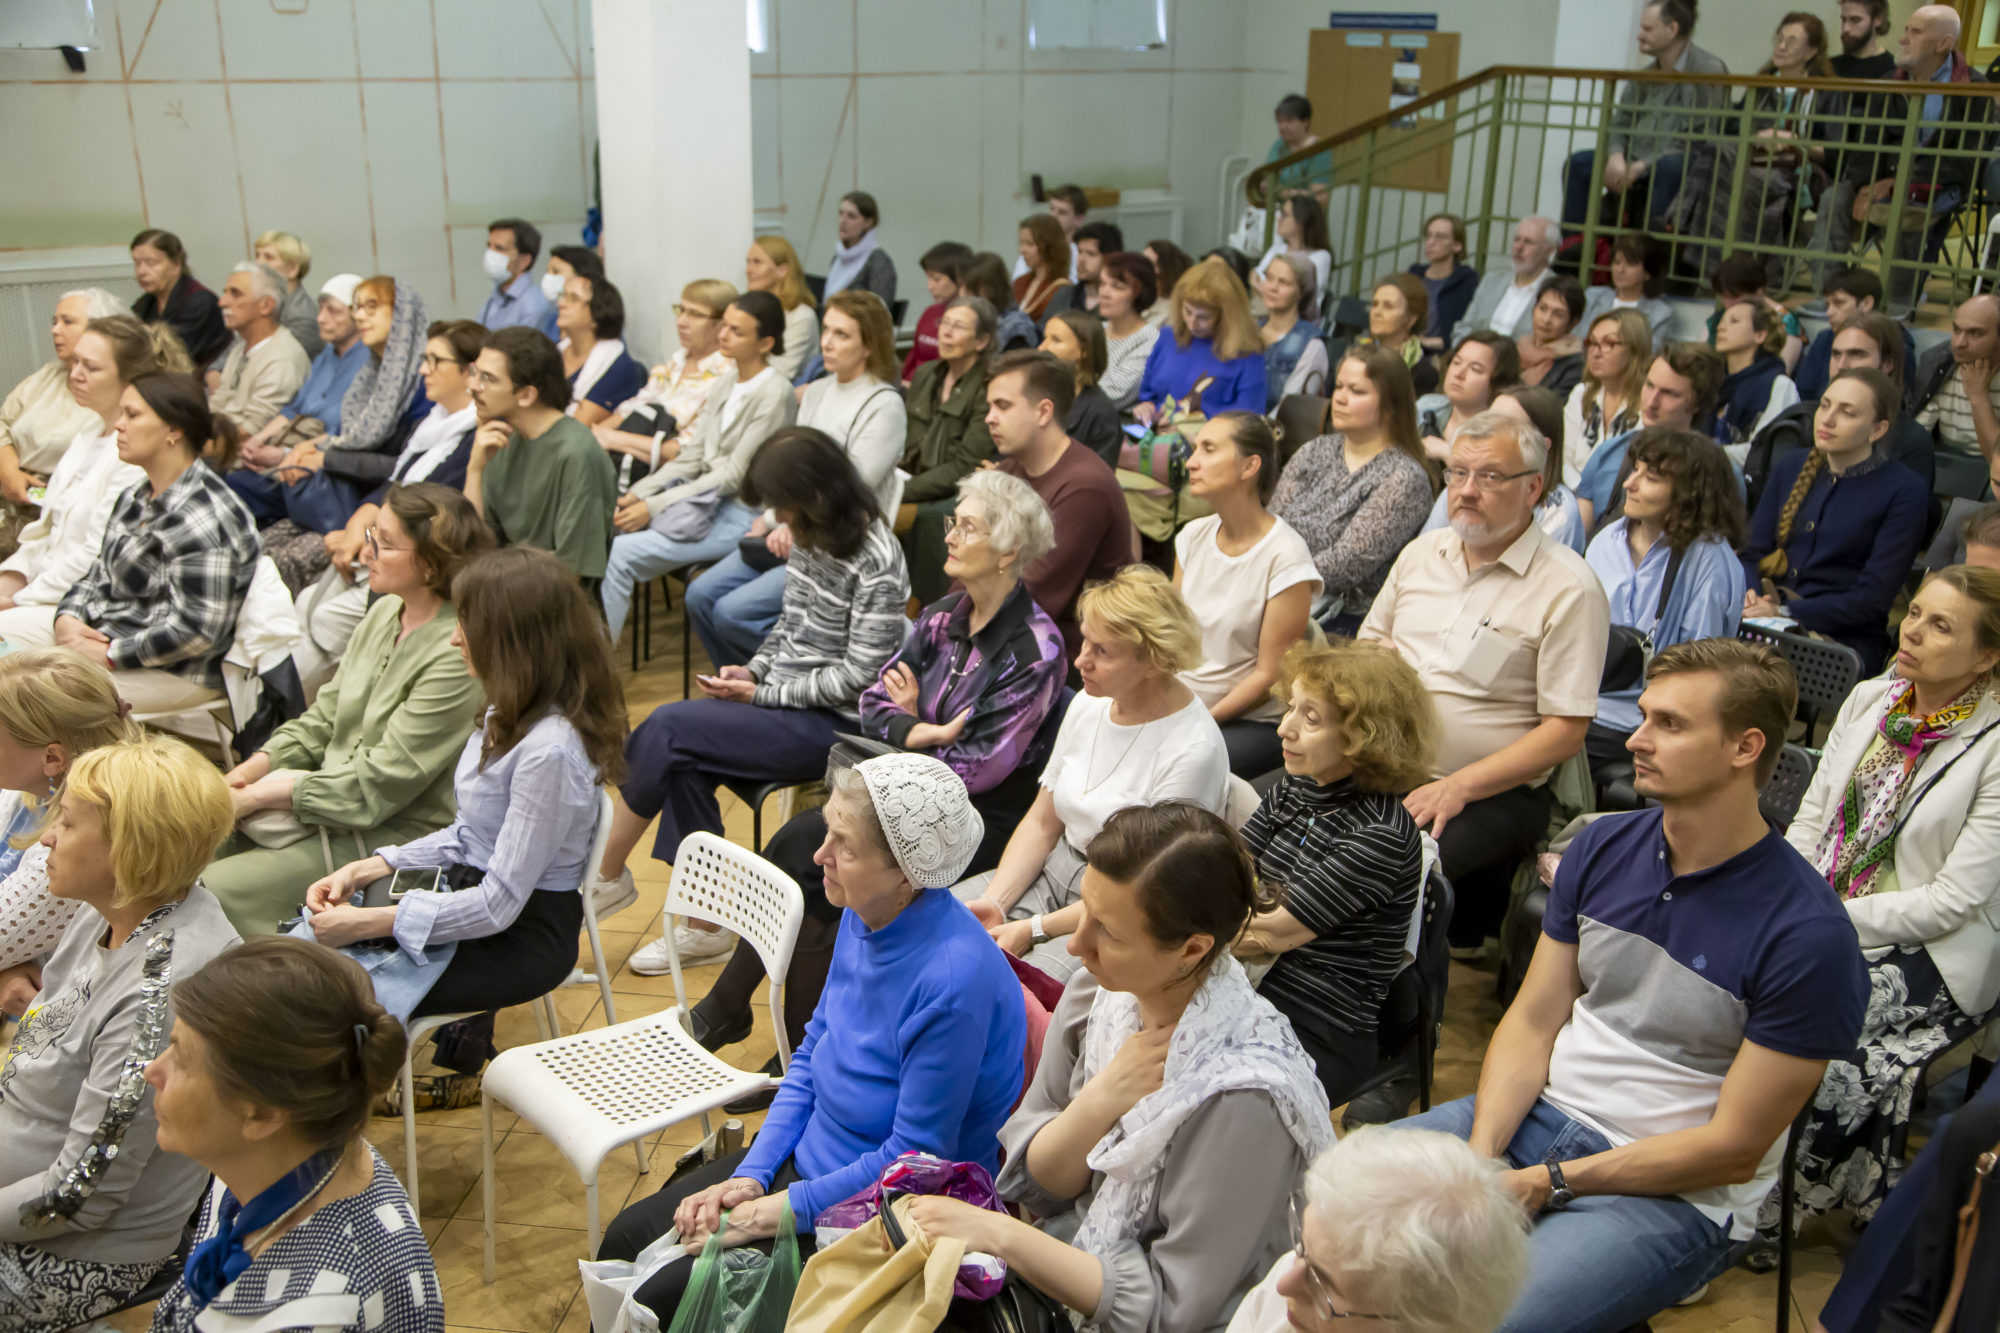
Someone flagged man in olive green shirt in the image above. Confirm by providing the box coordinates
[466,326,618,581]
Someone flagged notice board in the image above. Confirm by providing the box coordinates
[1305,27,1460,193]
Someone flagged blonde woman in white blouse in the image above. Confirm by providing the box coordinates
[592,278,735,486]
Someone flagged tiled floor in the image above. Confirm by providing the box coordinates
[106,593,1854,1332]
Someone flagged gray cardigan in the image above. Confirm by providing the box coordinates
[1607,42,1731,164]
[630,363,797,515]
[995,973,1306,1333]
[1451,268,1552,343]
[0,888,239,1263]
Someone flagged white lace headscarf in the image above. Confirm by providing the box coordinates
[853,753,984,890]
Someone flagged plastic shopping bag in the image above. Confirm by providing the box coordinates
[666,1200,801,1333]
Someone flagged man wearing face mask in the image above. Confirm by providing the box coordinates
[477,218,559,339]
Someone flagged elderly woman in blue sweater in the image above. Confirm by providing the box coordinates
[596,753,1027,1321]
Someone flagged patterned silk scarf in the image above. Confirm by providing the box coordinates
[1816,677,1987,898]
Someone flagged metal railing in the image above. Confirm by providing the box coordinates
[1245,64,2000,313]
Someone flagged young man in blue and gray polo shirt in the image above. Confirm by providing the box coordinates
[1405,639,1868,1333]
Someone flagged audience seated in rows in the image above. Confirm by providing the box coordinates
[1252,194,1334,304]
[822,190,897,310]
[205,484,491,938]
[1096,251,1160,409]
[964,566,1227,980]
[1911,292,2000,498]
[1452,217,1558,343]
[1041,308,1122,465]
[142,938,440,1333]
[599,754,1025,1323]
[1780,565,2000,1231]
[131,228,229,370]
[0,735,239,1327]
[1270,346,1436,637]
[1705,253,1804,373]
[477,217,557,338]
[744,235,820,383]
[1238,640,1435,1106]
[898,295,998,604]
[1741,369,1928,669]
[924,803,1334,1333]
[1133,257,1267,426]
[555,273,645,429]
[0,317,182,638]
[1793,266,1918,405]
[1363,410,1609,962]
[1583,428,1747,782]
[253,230,324,357]
[1711,300,1800,446]
[1562,308,1651,487]
[1407,641,1866,1333]
[599,290,796,640]
[300,548,621,1100]
[961,251,1039,354]
[901,241,972,381]
[1575,341,1726,530]
[238,274,370,460]
[1579,233,1675,345]
[465,326,618,583]
[1256,255,1329,407]
[1176,414,1319,776]
[209,261,311,438]
[1409,211,1478,351]
[1420,328,1521,462]
[0,289,127,556]
[688,290,905,667]
[1046,219,1123,318]
[1014,213,1072,324]
[590,279,732,490]
[1515,275,1585,398]
[1144,241,1194,326]
[1349,273,1438,397]
[592,430,908,966]
[0,650,140,979]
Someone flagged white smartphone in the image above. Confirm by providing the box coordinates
[388,866,443,899]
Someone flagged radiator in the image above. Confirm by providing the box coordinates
[0,248,144,390]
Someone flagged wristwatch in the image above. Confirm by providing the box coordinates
[1029,914,1050,946]
[1541,1154,1574,1212]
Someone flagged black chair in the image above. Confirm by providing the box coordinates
[1759,743,1818,831]
[890,298,908,327]
[1736,622,1862,734]
[804,273,826,303]
[635,562,712,699]
[720,778,792,852]
[1341,864,1455,1115]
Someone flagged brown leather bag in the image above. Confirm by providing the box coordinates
[1929,1134,2000,1332]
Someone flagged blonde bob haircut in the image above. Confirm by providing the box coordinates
[751,234,816,312]
[1076,565,1204,676]
[1168,256,1263,362]
[681,278,739,319]
[0,648,139,842]
[65,734,235,912]
[254,229,312,281]
[825,289,900,384]
[1275,640,1439,794]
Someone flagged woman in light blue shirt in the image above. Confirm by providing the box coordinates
[1583,427,1747,776]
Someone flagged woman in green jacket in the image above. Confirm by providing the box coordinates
[204,482,493,936]
[899,295,998,603]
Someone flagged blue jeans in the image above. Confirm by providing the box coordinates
[1563,149,1687,230]
[600,499,759,637]
[1402,1096,1738,1333]
[685,551,787,669]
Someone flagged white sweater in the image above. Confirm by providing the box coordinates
[0,426,144,606]
[798,372,908,518]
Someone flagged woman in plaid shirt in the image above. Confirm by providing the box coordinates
[52,373,258,714]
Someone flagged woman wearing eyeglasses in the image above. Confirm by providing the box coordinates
[201,482,492,938]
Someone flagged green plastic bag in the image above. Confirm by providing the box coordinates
[664,1199,802,1333]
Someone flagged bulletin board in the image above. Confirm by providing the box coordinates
[1305,27,1460,194]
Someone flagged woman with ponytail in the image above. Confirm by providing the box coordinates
[1741,369,1929,669]
[143,937,439,1333]
[45,372,260,714]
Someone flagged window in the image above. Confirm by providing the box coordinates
[1027,0,1166,52]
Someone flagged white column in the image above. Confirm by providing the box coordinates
[1535,0,1644,222]
[591,0,752,363]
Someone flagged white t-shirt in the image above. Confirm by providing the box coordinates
[720,366,772,435]
[1491,277,1542,337]
[1040,692,1230,849]
[1174,515,1321,722]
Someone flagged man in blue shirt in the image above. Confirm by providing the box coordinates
[235,272,372,470]
[477,217,558,338]
[1402,639,1868,1333]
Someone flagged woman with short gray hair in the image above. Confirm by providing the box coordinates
[1226,1128,1530,1333]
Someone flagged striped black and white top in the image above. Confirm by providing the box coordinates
[746,519,911,718]
[1242,774,1421,1040]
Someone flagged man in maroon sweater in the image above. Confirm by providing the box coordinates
[984,349,1136,663]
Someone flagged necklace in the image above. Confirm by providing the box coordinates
[247,1142,349,1255]
[1079,708,1150,796]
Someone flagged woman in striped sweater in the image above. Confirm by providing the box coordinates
[1236,639,1438,1107]
[588,428,910,951]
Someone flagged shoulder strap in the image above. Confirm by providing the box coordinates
[1884,717,2000,843]
[1654,544,1687,623]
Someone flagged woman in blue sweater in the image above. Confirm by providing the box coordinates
[1131,257,1266,426]
[596,753,1027,1320]
[1742,369,1929,671]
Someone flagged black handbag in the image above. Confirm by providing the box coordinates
[1601,545,1686,693]
[876,1192,1074,1333]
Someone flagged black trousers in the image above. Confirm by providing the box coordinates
[1272,1000,1380,1109]
[597,1147,815,1317]
[1436,783,1553,948]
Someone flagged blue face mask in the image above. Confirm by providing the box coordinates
[482,249,513,284]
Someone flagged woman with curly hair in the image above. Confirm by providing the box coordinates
[1583,428,1748,775]
[1235,640,1439,1105]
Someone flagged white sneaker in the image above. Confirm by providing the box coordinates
[627,923,737,975]
[586,867,637,921]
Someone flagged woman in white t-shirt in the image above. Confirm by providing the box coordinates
[962,566,1229,982]
[1176,412,1320,777]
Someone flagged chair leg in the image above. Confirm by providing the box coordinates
[634,1139,651,1175]
[587,1179,602,1263]
[402,1052,421,1220]
[481,1090,498,1284]
[540,993,562,1040]
[681,605,693,700]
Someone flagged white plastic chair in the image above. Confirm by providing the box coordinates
[396,791,621,1217]
[477,831,804,1273]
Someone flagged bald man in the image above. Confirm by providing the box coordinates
[1911,294,2000,497]
[1814,6,1990,308]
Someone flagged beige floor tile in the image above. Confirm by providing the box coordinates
[479,1120,649,1232]
[431,1218,586,1331]
[364,1120,498,1221]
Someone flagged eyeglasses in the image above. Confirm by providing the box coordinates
[1287,1195,1401,1322]
[352,300,385,316]
[674,303,719,320]
[1443,466,1538,491]
[468,366,504,389]
[420,354,466,371]
[365,526,407,556]
[943,515,988,542]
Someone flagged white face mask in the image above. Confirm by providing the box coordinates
[540,272,567,301]
[482,249,514,283]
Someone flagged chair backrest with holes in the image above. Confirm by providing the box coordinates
[666,832,804,985]
[1758,743,1818,831]
[1737,623,1862,718]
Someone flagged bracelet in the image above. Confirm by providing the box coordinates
[1029,914,1049,945]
